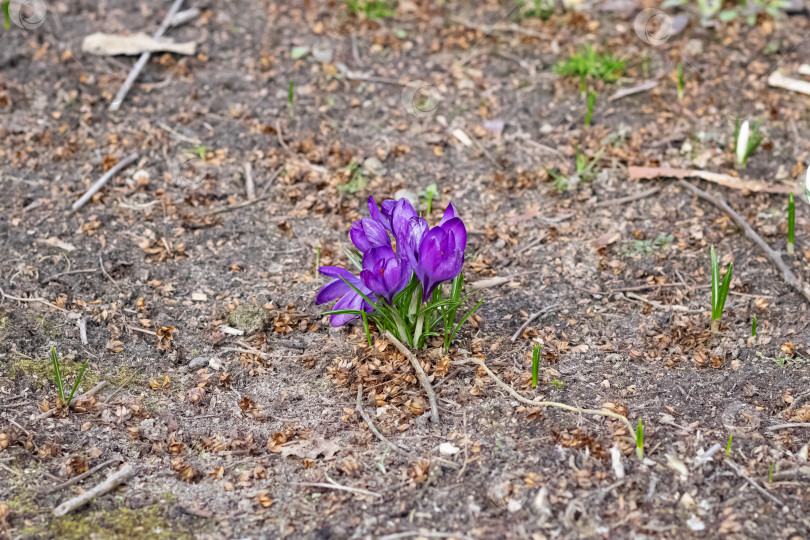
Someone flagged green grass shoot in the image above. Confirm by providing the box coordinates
[420,183,438,216]
[788,192,795,255]
[636,418,644,460]
[710,246,733,333]
[288,82,295,118]
[751,316,757,337]
[585,91,595,127]
[676,63,684,101]
[553,45,625,97]
[50,346,90,407]
[726,434,732,456]
[531,344,541,387]
[2,1,10,30]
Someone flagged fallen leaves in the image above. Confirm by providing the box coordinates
[278,437,342,461]
[156,325,177,350]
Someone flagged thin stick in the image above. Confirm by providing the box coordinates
[383,331,439,424]
[593,186,661,208]
[453,356,634,436]
[356,384,410,454]
[53,464,136,516]
[49,459,120,492]
[0,463,21,476]
[765,423,810,431]
[723,459,784,507]
[98,253,119,288]
[71,153,139,212]
[679,180,810,304]
[40,268,97,285]
[109,0,185,111]
[631,166,792,194]
[244,162,255,200]
[511,304,562,342]
[0,287,66,312]
[295,481,380,498]
[130,326,157,336]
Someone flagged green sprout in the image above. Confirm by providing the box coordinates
[420,183,438,216]
[585,91,596,127]
[635,418,644,460]
[733,117,764,166]
[751,316,757,337]
[550,379,563,389]
[346,0,396,20]
[788,192,795,255]
[338,161,368,193]
[50,346,90,407]
[184,145,208,161]
[288,81,295,118]
[520,0,555,20]
[553,45,625,97]
[676,63,684,101]
[2,1,9,29]
[726,434,732,456]
[710,246,733,333]
[576,145,605,182]
[531,343,541,387]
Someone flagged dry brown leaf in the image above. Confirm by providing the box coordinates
[279,437,342,460]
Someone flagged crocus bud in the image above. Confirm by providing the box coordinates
[736,120,749,165]
[350,217,390,253]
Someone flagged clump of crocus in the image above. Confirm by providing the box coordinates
[316,196,483,350]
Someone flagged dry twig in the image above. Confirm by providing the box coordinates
[71,153,139,212]
[49,459,121,492]
[383,331,440,424]
[356,385,410,454]
[723,459,784,507]
[511,304,562,342]
[679,179,810,304]
[53,464,136,516]
[453,356,635,436]
[109,0,185,111]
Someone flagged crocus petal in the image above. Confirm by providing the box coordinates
[391,199,418,241]
[438,202,458,226]
[350,218,391,253]
[319,266,356,281]
[368,196,393,232]
[316,278,351,305]
[380,199,397,224]
[349,222,372,252]
[441,217,467,252]
[402,216,429,268]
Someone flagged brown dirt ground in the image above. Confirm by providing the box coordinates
[2,1,810,538]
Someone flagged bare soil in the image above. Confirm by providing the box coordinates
[2,1,810,539]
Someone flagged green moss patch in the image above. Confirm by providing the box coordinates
[226,304,270,334]
[51,502,194,540]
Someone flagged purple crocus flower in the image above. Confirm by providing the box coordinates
[315,266,374,327]
[349,217,390,253]
[401,202,467,301]
[359,246,411,305]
